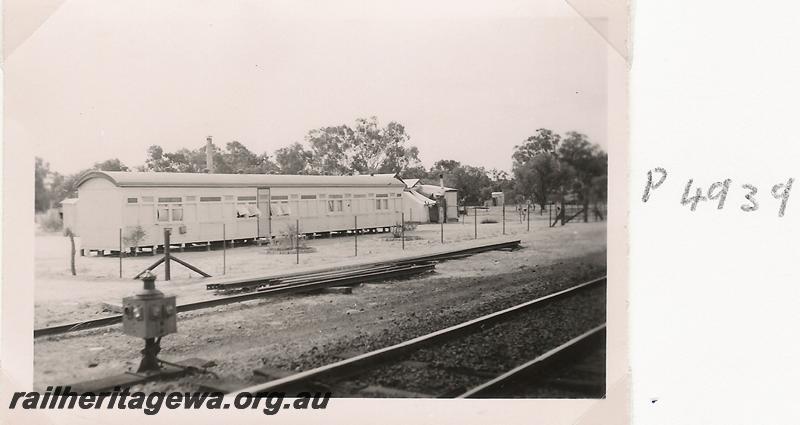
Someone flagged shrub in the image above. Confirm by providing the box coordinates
[37,209,63,232]
[275,223,306,250]
[480,218,498,224]
[123,225,147,256]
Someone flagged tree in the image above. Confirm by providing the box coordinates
[93,158,129,171]
[513,153,568,213]
[144,141,276,174]
[275,143,313,174]
[218,141,278,174]
[305,117,422,175]
[512,128,562,164]
[35,157,51,212]
[451,165,493,205]
[350,117,421,174]
[123,225,147,256]
[423,160,492,206]
[306,125,355,175]
[512,129,607,217]
[557,132,607,222]
[432,159,461,174]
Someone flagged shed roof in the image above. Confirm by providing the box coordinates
[77,171,405,189]
[404,189,436,205]
[416,184,458,198]
[402,178,420,189]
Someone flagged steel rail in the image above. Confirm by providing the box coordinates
[234,276,606,395]
[36,239,520,338]
[204,239,521,290]
[457,324,606,398]
[34,263,435,338]
[208,263,416,292]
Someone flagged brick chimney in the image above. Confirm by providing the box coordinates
[205,136,214,173]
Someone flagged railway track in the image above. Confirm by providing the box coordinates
[34,240,521,338]
[225,276,606,398]
[457,325,606,398]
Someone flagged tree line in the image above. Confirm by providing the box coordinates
[34,117,607,215]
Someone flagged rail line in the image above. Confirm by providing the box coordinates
[232,275,606,396]
[457,324,606,398]
[34,239,521,338]
[205,239,520,292]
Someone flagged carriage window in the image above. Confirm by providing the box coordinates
[157,203,183,222]
[376,200,382,210]
[185,196,196,202]
[236,204,251,218]
[142,196,154,203]
[301,194,317,200]
[158,197,182,203]
[336,200,343,212]
[382,199,389,210]
[238,196,257,201]
[327,200,335,213]
[270,202,290,216]
[201,196,222,202]
[236,203,261,218]
[157,206,169,222]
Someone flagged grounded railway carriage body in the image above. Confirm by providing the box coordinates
[76,172,406,252]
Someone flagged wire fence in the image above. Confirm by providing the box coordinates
[96,202,606,279]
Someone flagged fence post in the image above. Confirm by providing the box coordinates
[474,207,477,239]
[354,215,358,257]
[441,217,444,244]
[502,204,505,235]
[222,223,226,275]
[164,228,171,281]
[527,202,530,232]
[296,219,300,265]
[119,228,123,278]
[401,212,405,250]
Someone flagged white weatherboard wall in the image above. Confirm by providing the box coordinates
[402,190,431,223]
[77,175,406,251]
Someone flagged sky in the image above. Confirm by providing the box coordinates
[7,0,609,175]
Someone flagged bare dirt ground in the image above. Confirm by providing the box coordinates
[34,208,606,391]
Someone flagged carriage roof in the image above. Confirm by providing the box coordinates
[77,171,405,189]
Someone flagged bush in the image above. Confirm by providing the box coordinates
[275,223,306,250]
[123,225,147,255]
[391,221,419,238]
[480,218,498,224]
[37,209,63,232]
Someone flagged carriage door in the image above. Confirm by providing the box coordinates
[257,187,271,239]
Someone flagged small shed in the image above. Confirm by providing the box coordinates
[402,190,434,223]
[60,198,79,235]
[416,184,459,223]
[491,192,505,206]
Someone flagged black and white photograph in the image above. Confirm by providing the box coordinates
[6,0,626,420]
